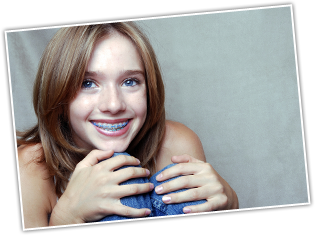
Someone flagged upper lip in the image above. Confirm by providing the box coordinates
[90,118,130,124]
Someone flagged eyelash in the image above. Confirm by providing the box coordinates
[81,77,141,89]
[122,78,140,87]
[81,79,97,89]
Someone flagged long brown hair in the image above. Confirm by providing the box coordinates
[17,22,165,197]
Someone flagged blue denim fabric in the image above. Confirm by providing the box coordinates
[98,152,206,222]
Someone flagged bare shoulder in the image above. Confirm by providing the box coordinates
[18,143,48,179]
[18,144,57,228]
[156,120,206,170]
[18,143,43,166]
[166,121,201,143]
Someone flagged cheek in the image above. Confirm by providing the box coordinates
[125,90,147,123]
[69,96,93,122]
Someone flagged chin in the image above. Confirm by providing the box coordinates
[95,142,129,153]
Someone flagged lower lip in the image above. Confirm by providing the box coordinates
[93,120,131,137]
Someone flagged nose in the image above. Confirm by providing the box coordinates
[98,85,126,114]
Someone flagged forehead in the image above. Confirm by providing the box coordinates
[87,31,144,73]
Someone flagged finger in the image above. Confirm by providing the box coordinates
[101,154,141,171]
[155,175,204,194]
[156,163,202,181]
[112,205,151,218]
[183,194,228,213]
[115,182,154,198]
[76,149,114,169]
[113,166,150,183]
[171,154,202,164]
[161,187,209,204]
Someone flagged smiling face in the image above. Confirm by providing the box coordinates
[69,31,147,152]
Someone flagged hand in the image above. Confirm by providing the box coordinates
[50,150,153,225]
[154,154,238,214]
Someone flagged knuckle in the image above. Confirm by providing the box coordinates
[123,207,132,216]
[180,177,190,188]
[220,194,228,207]
[207,203,215,212]
[74,164,82,173]
[129,185,139,195]
[119,155,129,164]
[98,201,113,215]
[76,160,88,170]
[215,183,224,194]
[128,167,137,177]
[190,190,199,201]
[209,173,220,183]
[90,149,99,155]
[204,162,213,171]
[101,190,110,199]
[90,149,101,159]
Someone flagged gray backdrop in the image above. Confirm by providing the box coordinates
[7,6,308,210]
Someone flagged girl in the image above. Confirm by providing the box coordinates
[17,22,238,228]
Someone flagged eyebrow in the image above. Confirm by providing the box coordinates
[84,70,145,77]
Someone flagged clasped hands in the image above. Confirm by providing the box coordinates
[53,150,236,224]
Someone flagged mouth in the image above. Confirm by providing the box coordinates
[91,120,129,132]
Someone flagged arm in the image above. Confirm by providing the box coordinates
[18,144,57,228]
[155,120,239,212]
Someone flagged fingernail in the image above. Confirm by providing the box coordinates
[146,169,150,176]
[145,209,151,216]
[155,185,163,193]
[183,207,191,213]
[156,173,163,180]
[162,196,171,203]
[149,183,154,190]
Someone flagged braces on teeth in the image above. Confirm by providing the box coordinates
[92,120,129,131]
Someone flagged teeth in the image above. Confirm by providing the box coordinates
[92,120,129,131]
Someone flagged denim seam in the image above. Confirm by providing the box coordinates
[150,197,169,215]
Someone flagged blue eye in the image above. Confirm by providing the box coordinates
[82,80,96,89]
[123,78,138,87]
